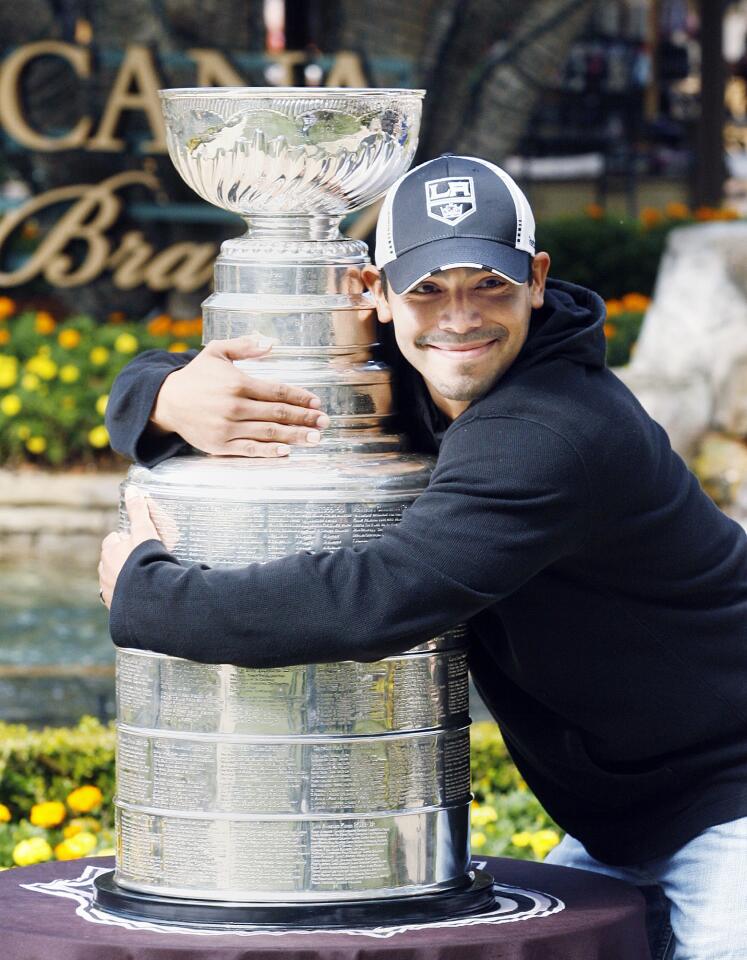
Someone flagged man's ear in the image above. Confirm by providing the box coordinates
[529,252,551,309]
[361,265,393,323]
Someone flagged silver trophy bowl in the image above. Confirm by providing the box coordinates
[95,88,491,926]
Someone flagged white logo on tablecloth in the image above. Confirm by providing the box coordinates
[19,862,564,940]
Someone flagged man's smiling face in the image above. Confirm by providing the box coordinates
[363,254,550,420]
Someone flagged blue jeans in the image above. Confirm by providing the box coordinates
[545,817,747,960]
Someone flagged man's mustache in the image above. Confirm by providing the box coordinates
[415,326,508,348]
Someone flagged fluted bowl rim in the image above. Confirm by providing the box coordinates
[158,86,426,100]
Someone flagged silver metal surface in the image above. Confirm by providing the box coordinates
[114,88,472,905]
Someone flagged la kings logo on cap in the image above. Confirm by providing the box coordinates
[425,177,476,226]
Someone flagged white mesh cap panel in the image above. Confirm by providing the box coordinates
[375,171,406,268]
[464,156,536,255]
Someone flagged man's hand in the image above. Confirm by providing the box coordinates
[99,493,162,609]
[150,335,329,457]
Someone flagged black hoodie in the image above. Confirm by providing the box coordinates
[106,279,747,866]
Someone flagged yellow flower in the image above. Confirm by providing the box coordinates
[95,847,115,857]
[21,373,40,391]
[0,803,11,822]
[0,330,10,346]
[95,394,108,416]
[66,785,103,814]
[511,831,532,848]
[12,837,53,866]
[168,341,189,352]
[0,356,18,389]
[529,828,560,860]
[0,296,16,320]
[64,816,100,836]
[59,364,80,383]
[89,346,110,366]
[30,800,66,827]
[470,804,498,828]
[26,355,57,381]
[35,311,56,334]
[88,425,109,449]
[471,830,486,849]
[1,394,22,417]
[26,436,47,455]
[54,831,97,861]
[114,332,138,354]
[58,328,81,350]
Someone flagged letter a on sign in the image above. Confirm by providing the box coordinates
[424,177,476,226]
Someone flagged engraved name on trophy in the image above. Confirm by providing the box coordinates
[93,88,496,926]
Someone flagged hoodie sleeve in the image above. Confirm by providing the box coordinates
[106,349,198,467]
[109,414,592,666]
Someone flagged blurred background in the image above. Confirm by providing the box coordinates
[1,0,747,867]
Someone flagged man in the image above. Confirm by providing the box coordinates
[101,155,747,959]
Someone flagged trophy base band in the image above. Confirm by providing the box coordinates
[92,869,497,928]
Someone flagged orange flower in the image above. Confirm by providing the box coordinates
[640,207,663,228]
[108,311,126,324]
[0,329,10,346]
[603,322,617,339]
[695,206,716,221]
[665,201,690,219]
[35,311,56,335]
[58,328,81,350]
[717,207,740,221]
[168,341,190,352]
[0,296,15,320]
[147,314,172,336]
[585,202,604,220]
[170,319,196,338]
[21,220,39,239]
[622,292,651,312]
[605,299,624,318]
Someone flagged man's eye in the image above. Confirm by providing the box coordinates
[479,277,507,289]
[412,282,440,294]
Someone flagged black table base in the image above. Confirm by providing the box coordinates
[92,868,497,928]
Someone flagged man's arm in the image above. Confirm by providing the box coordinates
[108,415,591,667]
[106,336,329,467]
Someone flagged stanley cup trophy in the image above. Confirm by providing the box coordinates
[93,87,497,927]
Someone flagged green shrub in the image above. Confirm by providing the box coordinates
[470,722,563,860]
[0,717,115,867]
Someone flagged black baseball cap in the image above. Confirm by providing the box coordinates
[375,155,536,294]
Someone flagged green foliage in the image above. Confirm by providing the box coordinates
[605,310,646,368]
[538,215,667,300]
[0,716,115,816]
[0,717,115,868]
[470,722,563,861]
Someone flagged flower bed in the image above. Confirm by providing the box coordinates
[0,299,201,466]
[0,718,560,868]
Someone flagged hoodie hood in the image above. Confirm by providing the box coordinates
[512,277,607,374]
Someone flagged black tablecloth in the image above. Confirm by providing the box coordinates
[0,855,652,959]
